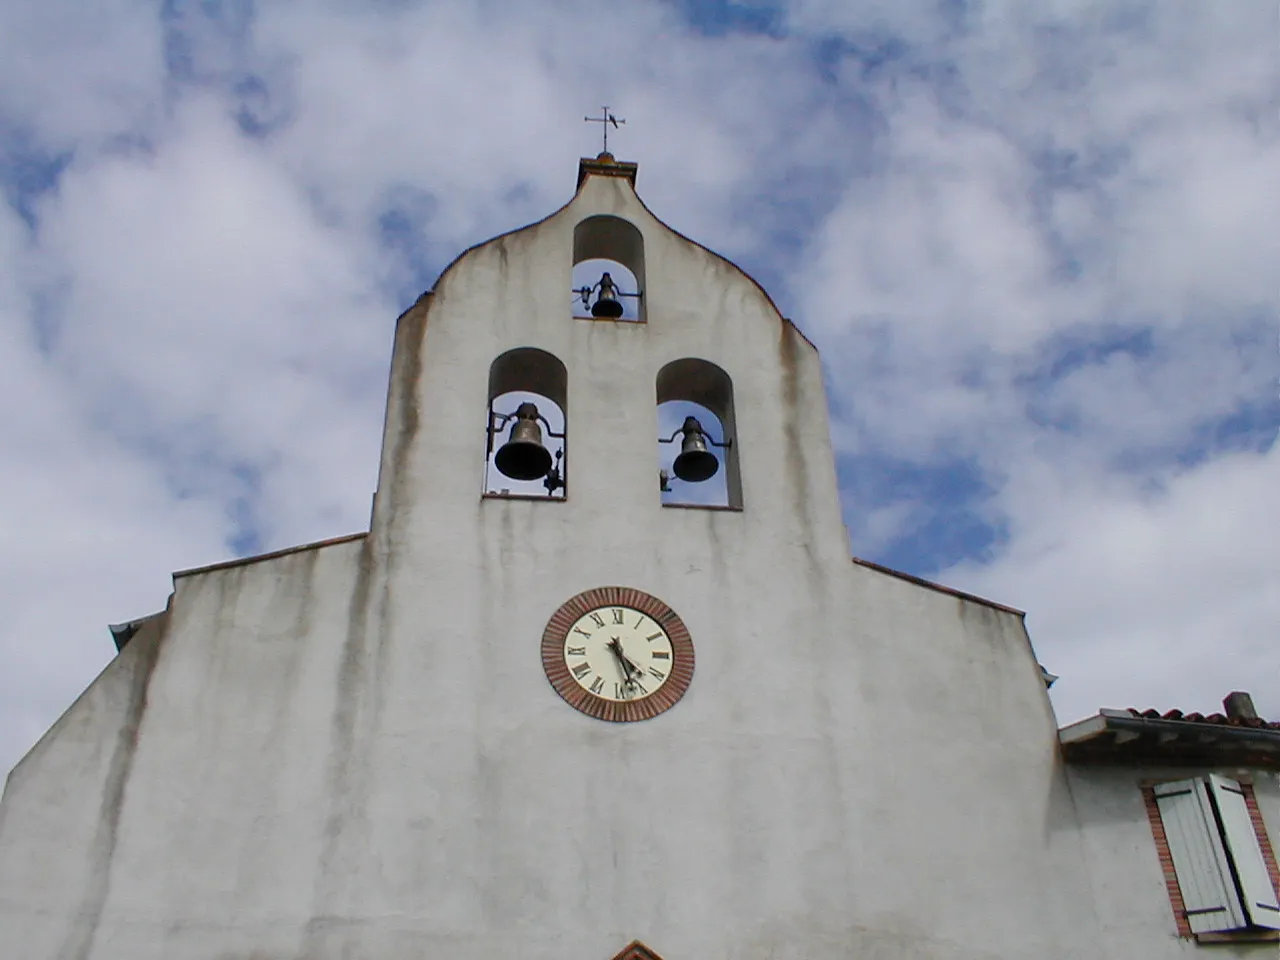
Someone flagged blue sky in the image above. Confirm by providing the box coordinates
[1,0,1277,775]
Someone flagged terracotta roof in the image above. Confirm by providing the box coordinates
[1059,700,1280,768]
[1122,707,1280,731]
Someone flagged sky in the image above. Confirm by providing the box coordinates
[1,0,1277,776]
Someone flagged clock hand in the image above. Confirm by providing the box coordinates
[608,637,641,686]
[621,649,644,678]
[615,643,648,696]
[606,638,629,674]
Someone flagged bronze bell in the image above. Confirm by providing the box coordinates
[495,402,553,480]
[591,271,624,318]
[672,416,720,483]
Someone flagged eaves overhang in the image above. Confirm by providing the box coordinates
[1060,711,1280,768]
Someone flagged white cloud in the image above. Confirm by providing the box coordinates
[0,0,163,147]
[945,443,1280,723]
[34,95,392,542]
[804,81,1061,352]
[0,199,231,765]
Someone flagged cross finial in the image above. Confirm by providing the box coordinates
[584,106,625,155]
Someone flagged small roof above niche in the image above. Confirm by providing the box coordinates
[609,940,665,960]
[578,151,639,190]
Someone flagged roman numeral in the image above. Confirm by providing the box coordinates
[566,646,586,657]
[589,612,606,628]
[651,650,670,660]
[572,627,592,639]
[614,682,629,700]
[612,608,625,624]
[571,662,592,680]
[648,667,667,681]
[589,676,605,695]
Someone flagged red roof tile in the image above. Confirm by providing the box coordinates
[1127,708,1280,730]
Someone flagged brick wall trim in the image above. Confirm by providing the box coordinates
[1142,785,1193,937]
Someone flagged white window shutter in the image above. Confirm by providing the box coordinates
[1153,778,1247,933]
[1207,774,1280,931]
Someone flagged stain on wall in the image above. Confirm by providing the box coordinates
[56,614,166,960]
[387,298,427,509]
[778,319,822,575]
[308,540,375,919]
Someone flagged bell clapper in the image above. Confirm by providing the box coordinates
[543,449,564,495]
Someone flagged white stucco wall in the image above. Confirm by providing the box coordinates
[3,162,1273,959]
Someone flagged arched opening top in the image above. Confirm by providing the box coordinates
[573,215,643,269]
[657,357,733,424]
[488,347,567,409]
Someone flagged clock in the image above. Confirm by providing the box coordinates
[541,586,695,722]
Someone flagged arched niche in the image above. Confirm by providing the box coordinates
[656,358,742,509]
[572,215,645,322]
[485,347,568,499]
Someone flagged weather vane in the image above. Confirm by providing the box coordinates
[584,106,625,154]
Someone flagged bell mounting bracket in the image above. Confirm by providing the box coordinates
[573,286,643,308]
[658,421,732,449]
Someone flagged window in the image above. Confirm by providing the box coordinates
[484,348,568,499]
[656,400,731,507]
[1147,775,1280,937]
[572,215,644,322]
[656,358,741,509]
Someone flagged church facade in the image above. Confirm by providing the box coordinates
[2,154,1277,959]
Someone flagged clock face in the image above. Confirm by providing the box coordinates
[542,586,694,722]
[563,607,674,702]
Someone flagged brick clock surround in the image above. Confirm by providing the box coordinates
[541,586,696,723]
